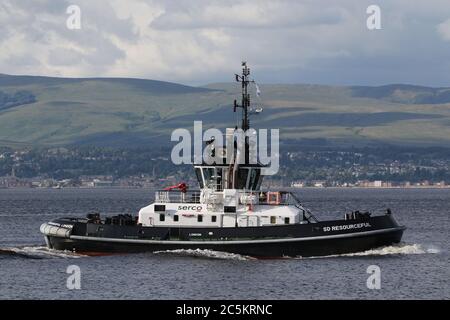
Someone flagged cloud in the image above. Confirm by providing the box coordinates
[1,0,450,86]
[437,19,450,41]
[0,0,134,76]
[150,0,345,30]
[48,47,85,66]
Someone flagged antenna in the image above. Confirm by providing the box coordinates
[233,61,252,131]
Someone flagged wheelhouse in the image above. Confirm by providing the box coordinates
[194,164,263,191]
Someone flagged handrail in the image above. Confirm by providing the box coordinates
[155,189,318,222]
[155,190,201,204]
[288,192,319,223]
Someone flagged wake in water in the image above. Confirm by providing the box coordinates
[341,243,440,257]
[153,248,255,261]
[154,244,439,261]
[0,246,85,259]
[0,243,439,260]
[301,243,441,259]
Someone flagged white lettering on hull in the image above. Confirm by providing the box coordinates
[323,223,371,232]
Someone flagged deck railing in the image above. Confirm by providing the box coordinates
[240,190,319,222]
[155,189,318,222]
[155,190,201,204]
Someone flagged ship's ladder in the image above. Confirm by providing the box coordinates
[289,192,319,223]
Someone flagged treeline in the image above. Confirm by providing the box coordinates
[0,146,185,179]
[1,145,450,183]
[0,90,36,111]
[277,145,450,183]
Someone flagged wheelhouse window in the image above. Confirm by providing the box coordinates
[284,217,290,224]
[235,168,248,189]
[270,216,276,224]
[198,215,203,222]
[174,215,179,222]
[248,168,261,190]
[159,214,165,222]
[215,169,223,191]
[199,167,224,190]
[203,168,215,188]
[211,215,217,223]
[195,168,204,188]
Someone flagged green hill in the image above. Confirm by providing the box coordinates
[1,73,450,147]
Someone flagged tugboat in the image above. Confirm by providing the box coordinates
[40,63,405,258]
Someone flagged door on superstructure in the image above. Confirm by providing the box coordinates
[248,215,259,227]
[222,214,237,227]
[238,216,248,227]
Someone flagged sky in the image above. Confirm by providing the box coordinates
[1,0,450,86]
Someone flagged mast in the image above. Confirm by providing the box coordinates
[234,61,252,131]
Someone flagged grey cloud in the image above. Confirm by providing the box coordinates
[76,1,138,41]
[0,0,131,73]
[1,0,450,86]
[150,0,345,30]
[48,48,84,66]
[5,55,40,67]
[4,0,137,41]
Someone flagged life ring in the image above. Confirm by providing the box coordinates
[267,192,281,205]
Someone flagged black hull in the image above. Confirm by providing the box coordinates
[43,215,405,257]
[47,229,404,258]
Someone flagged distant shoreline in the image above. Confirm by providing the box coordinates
[1,186,450,190]
[291,186,450,189]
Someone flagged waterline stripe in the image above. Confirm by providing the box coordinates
[67,227,405,245]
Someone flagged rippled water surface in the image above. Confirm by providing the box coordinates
[0,188,448,299]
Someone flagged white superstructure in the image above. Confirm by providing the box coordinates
[138,191,301,228]
[138,163,309,228]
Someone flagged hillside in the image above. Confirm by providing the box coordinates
[0,73,450,147]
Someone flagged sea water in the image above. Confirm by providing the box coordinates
[0,188,448,299]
